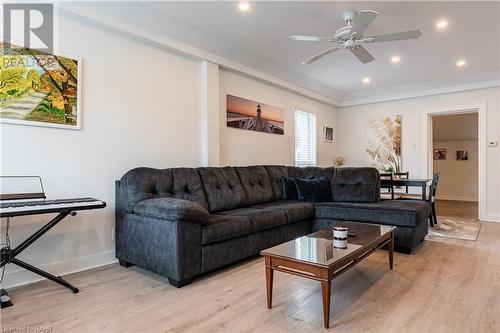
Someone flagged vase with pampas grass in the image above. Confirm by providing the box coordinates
[335,156,345,167]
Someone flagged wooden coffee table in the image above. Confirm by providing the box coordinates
[260,222,395,329]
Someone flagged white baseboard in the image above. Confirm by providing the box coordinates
[483,214,500,223]
[436,195,478,202]
[2,250,117,289]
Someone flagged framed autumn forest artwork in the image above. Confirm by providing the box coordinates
[0,42,81,130]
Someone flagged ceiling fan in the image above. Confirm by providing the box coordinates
[290,10,422,65]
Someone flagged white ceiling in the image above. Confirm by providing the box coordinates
[66,1,500,103]
[432,113,478,142]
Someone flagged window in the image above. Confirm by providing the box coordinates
[295,109,316,166]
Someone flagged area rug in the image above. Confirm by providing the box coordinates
[428,216,482,241]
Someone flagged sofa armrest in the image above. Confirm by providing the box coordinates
[133,198,209,223]
[115,211,202,283]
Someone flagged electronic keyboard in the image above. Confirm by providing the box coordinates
[0,197,106,217]
[0,176,107,306]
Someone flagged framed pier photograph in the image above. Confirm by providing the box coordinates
[226,94,284,135]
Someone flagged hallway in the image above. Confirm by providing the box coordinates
[436,200,478,218]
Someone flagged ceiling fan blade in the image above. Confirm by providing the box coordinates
[350,10,378,37]
[350,45,375,64]
[303,46,342,64]
[289,35,332,42]
[364,30,422,43]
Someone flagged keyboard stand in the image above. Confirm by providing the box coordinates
[1,211,80,307]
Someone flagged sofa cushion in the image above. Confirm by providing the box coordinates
[331,167,380,203]
[170,168,210,209]
[288,166,335,181]
[314,200,431,227]
[133,198,209,223]
[294,177,333,202]
[120,167,209,211]
[252,201,314,224]
[202,214,252,245]
[235,166,274,205]
[264,165,288,200]
[218,207,286,232]
[281,176,299,200]
[198,167,247,212]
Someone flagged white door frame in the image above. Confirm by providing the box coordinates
[423,103,487,220]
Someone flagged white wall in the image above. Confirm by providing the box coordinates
[0,16,204,288]
[433,140,478,201]
[219,69,338,167]
[0,16,339,288]
[337,87,500,221]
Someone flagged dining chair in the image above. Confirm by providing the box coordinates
[393,171,409,196]
[397,172,440,227]
[379,172,394,200]
[428,172,441,227]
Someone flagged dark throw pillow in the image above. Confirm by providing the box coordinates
[281,176,299,200]
[294,177,333,202]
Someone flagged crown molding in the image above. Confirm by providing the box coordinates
[341,72,500,107]
[52,2,500,109]
[55,2,342,107]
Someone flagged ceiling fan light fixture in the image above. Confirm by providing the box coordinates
[291,9,422,65]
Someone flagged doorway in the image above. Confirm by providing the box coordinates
[425,104,487,222]
[431,112,478,219]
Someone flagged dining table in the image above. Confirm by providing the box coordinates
[380,178,431,200]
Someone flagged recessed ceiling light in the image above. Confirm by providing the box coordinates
[238,2,250,12]
[391,55,401,64]
[456,59,466,67]
[363,77,371,84]
[436,20,448,29]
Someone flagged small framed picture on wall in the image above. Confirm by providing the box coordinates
[456,150,469,160]
[323,126,334,143]
[433,148,446,160]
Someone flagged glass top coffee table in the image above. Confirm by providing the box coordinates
[260,222,395,329]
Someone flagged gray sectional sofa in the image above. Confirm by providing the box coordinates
[115,165,430,287]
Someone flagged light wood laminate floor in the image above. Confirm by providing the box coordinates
[2,220,499,333]
[436,200,478,218]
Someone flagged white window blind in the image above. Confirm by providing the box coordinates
[295,109,316,167]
